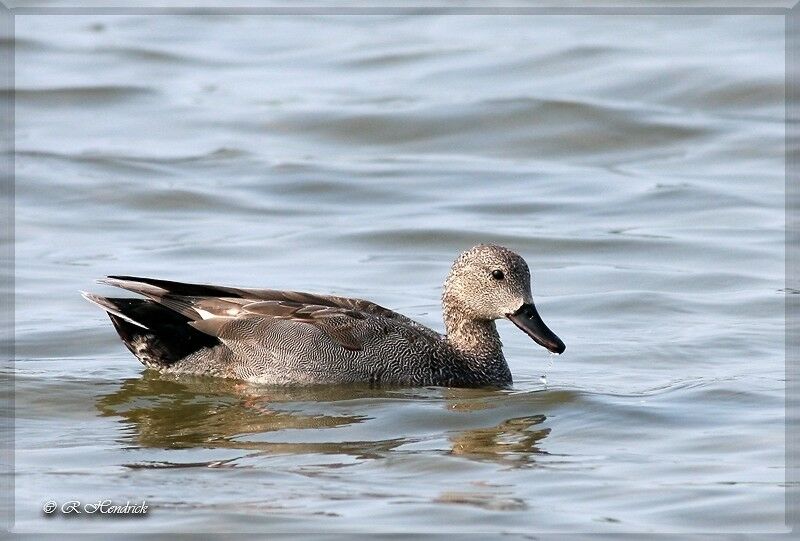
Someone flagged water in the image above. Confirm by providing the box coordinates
[8,12,786,534]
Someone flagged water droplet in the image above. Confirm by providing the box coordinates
[539,357,554,388]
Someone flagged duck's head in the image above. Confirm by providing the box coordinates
[443,244,565,354]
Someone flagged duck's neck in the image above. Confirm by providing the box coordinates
[445,316,503,359]
[442,295,505,364]
[443,313,511,386]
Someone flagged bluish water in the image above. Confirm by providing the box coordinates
[8,11,786,534]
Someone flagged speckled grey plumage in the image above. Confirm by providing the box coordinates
[82,244,565,388]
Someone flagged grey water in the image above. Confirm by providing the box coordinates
[8,12,786,535]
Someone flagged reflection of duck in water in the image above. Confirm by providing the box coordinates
[96,373,394,456]
[83,245,564,387]
[449,415,550,466]
[97,375,553,467]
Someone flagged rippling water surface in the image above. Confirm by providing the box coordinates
[9,12,786,534]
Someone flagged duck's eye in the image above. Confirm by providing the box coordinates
[491,269,505,280]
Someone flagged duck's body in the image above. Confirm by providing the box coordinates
[83,245,564,388]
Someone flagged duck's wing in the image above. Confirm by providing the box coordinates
[99,276,440,352]
[188,301,378,352]
[102,275,400,316]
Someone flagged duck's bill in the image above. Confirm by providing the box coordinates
[507,303,566,354]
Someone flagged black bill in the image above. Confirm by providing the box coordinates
[507,303,566,354]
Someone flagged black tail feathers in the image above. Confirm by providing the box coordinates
[83,293,218,368]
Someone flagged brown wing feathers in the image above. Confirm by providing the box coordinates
[101,276,377,352]
[242,301,367,351]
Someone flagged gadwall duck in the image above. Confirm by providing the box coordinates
[82,244,565,388]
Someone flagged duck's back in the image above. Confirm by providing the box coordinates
[175,312,448,385]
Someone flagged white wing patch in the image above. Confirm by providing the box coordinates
[194,308,217,320]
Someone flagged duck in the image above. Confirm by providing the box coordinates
[82,244,565,388]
